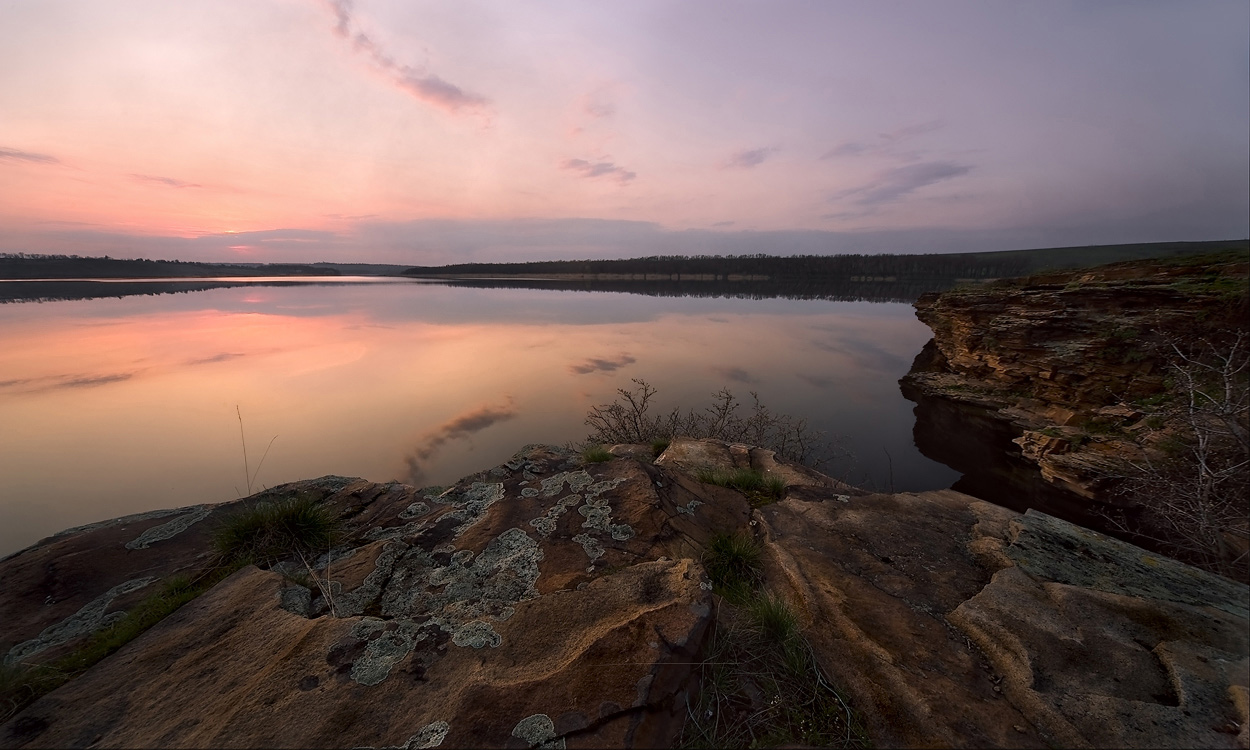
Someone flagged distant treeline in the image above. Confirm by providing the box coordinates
[0,254,334,279]
[402,239,1248,281]
[435,276,961,303]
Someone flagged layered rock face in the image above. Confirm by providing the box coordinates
[901,252,1248,520]
[2,439,1248,748]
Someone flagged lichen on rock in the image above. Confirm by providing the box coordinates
[123,506,212,550]
[5,576,156,665]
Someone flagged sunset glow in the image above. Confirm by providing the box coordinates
[1,1,1245,263]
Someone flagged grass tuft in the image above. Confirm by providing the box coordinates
[650,437,671,457]
[695,467,786,506]
[702,532,764,599]
[680,592,867,748]
[581,444,614,463]
[212,493,340,566]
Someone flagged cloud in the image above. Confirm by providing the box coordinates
[799,374,835,389]
[822,120,945,160]
[561,158,636,184]
[582,92,616,119]
[724,147,776,169]
[837,161,972,206]
[568,354,636,375]
[58,374,134,388]
[186,352,244,365]
[403,400,517,484]
[711,221,735,227]
[879,120,945,144]
[0,147,60,165]
[712,366,757,385]
[131,174,201,189]
[323,0,488,115]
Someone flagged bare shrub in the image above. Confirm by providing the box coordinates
[584,379,844,468]
[1108,332,1249,579]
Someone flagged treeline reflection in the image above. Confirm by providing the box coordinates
[1,276,962,304]
[427,276,960,303]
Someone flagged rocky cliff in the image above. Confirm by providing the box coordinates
[901,251,1249,574]
[2,438,1247,748]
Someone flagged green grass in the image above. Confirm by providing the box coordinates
[702,532,764,600]
[695,467,786,506]
[581,444,614,463]
[1,562,245,723]
[650,437,671,457]
[212,493,341,566]
[680,591,867,749]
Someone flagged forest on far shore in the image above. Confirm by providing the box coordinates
[401,239,1247,281]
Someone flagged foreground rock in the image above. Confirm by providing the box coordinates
[2,439,1248,748]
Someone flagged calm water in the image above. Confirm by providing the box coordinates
[0,278,958,557]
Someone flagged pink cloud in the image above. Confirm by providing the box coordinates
[561,158,636,185]
[324,0,489,115]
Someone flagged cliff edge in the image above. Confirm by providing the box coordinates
[902,250,1249,577]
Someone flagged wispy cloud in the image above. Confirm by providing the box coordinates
[561,158,636,184]
[822,120,945,160]
[0,372,135,393]
[798,374,835,389]
[712,366,758,385]
[324,0,489,115]
[58,374,133,388]
[403,399,517,484]
[131,174,201,189]
[0,147,60,165]
[836,161,972,206]
[724,147,776,169]
[186,352,244,366]
[582,91,616,120]
[568,354,636,375]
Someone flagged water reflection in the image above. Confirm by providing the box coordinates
[0,281,958,557]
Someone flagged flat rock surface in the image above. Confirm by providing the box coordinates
[2,440,1247,749]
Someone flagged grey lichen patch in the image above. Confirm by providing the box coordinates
[675,499,703,516]
[348,617,430,686]
[48,506,191,541]
[278,585,313,617]
[608,524,635,541]
[529,494,582,538]
[512,714,565,750]
[520,487,540,498]
[1008,509,1250,619]
[541,470,594,497]
[450,620,501,648]
[328,541,407,617]
[415,528,544,632]
[439,482,505,538]
[403,721,450,749]
[572,533,604,566]
[398,501,431,520]
[5,576,156,665]
[570,475,633,560]
[123,505,212,550]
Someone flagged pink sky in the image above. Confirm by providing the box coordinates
[1,0,1247,264]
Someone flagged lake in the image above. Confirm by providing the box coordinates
[0,277,958,557]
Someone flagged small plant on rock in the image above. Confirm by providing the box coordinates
[695,467,786,506]
[212,493,340,566]
[702,532,764,600]
[581,444,614,463]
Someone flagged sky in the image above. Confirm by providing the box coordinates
[1,0,1247,265]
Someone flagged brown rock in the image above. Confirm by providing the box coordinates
[3,440,1246,749]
